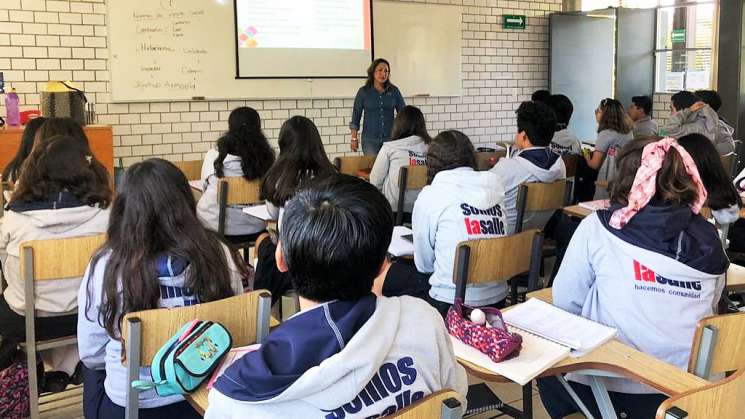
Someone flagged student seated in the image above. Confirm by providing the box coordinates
[0,135,111,388]
[369,105,430,218]
[538,137,727,419]
[491,101,565,234]
[78,159,245,419]
[254,116,336,305]
[628,95,658,138]
[197,107,275,242]
[546,94,582,156]
[664,91,723,152]
[206,174,468,418]
[695,89,736,155]
[584,98,634,200]
[531,89,551,104]
[1,116,46,186]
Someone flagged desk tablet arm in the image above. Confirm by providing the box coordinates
[663,406,688,419]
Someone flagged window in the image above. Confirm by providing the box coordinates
[580,0,717,92]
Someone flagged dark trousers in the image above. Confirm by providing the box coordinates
[83,366,200,419]
[537,376,667,419]
[253,238,293,305]
[0,295,77,369]
[383,258,431,300]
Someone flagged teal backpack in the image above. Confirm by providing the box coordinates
[132,319,232,396]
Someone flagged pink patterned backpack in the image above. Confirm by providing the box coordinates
[0,361,30,419]
[447,299,522,363]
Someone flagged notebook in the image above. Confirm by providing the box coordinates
[502,298,617,357]
[206,343,261,390]
[388,226,415,257]
[578,199,610,211]
[242,204,274,221]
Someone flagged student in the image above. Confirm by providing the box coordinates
[206,174,467,419]
[546,94,581,156]
[585,98,634,199]
[78,158,245,419]
[664,91,721,149]
[369,105,431,216]
[538,137,727,418]
[411,130,508,316]
[628,95,658,138]
[37,117,89,146]
[695,90,736,155]
[197,107,275,241]
[491,101,566,234]
[0,135,111,385]
[1,116,46,186]
[531,89,551,104]
[255,116,336,304]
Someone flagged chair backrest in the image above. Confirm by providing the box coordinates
[687,312,745,379]
[453,229,543,302]
[20,234,106,282]
[391,389,463,419]
[515,180,568,233]
[475,151,506,171]
[334,155,377,176]
[395,165,428,225]
[655,368,745,419]
[562,154,579,178]
[217,176,262,235]
[719,153,737,178]
[172,160,203,181]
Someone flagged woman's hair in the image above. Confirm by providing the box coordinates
[677,134,739,210]
[10,135,111,208]
[37,117,89,146]
[426,130,476,184]
[597,98,633,134]
[214,107,275,180]
[611,137,700,207]
[261,116,336,206]
[2,117,46,183]
[389,105,431,143]
[88,158,236,338]
[364,58,391,89]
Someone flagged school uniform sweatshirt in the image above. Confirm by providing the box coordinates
[0,192,110,316]
[77,248,244,409]
[413,167,509,306]
[549,128,582,156]
[553,205,727,394]
[206,295,467,419]
[197,148,267,236]
[664,105,734,154]
[632,115,659,139]
[490,147,566,234]
[368,135,428,213]
[594,129,634,199]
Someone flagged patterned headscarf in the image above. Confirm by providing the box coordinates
[609,137,707,229]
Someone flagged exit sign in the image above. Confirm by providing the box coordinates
[503,15,526,30]
[671,29,686,44]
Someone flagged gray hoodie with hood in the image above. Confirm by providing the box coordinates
[369,135,428,213]
[664,105,735,154]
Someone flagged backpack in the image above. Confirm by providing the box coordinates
[131,319,232,397]
[0,361,30,419]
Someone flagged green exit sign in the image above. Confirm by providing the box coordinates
[503,15,526,30]
[671,29,686,44]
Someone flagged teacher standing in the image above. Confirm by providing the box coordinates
[349,58,406,155]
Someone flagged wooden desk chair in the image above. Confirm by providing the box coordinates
[390,389,464,419]
[475,151,506,171]
[334,155,376,176]
[172,160,203,181]
[452,230,543,419]
[395,165,428,226]
[687,312,745,380]
[656,368,745,419]
[719,153,738,179]
[121,290,272,419]
[217,176,263,256]
[20,234,106,419]
[515,180,570,233]
[562,154,579,179]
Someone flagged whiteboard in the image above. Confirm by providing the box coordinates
[108,0,461,101]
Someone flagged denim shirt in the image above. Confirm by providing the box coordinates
[349,84,406,145]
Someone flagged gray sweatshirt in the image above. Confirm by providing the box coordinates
[632,116,659,139]
[369,135,428,213]
[664,105,734,154]
[595,129,633,199]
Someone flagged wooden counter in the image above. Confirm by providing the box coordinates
[0,125,114,179]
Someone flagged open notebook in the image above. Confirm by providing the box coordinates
[388,226,415,257]
[242,204,274,221]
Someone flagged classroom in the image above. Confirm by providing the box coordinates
[1,0,744,418]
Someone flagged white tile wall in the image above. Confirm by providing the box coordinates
[0,0,562,166]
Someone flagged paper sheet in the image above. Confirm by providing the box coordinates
[388,226,415,257]
[242,204,274,221]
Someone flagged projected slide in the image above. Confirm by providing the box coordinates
[235,0,373,78]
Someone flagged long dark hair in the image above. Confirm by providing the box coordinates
[365,58,391,89]
[426,130,476,184]
[390,106,431,143]
[2,117,46,183]
[214,107,275,180]
[261,116,336,207]
[678,134,740,210]
[87,159,236,338]
[597,98,633,134]
[37,117,89,146]
[10,135,111,208]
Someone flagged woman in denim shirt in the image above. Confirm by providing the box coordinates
[349,58,406,155]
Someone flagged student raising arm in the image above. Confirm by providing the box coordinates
[78,159,244,419]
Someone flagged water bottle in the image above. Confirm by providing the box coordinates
[5,88,20,127]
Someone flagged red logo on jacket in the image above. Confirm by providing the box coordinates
[633,260,702,291]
